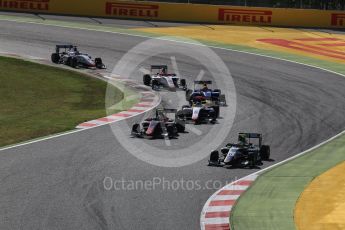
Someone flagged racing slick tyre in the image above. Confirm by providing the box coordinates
[180,79,186,88]
[166,125,175,138]
[95,58,104,69]
[208,150,220,166]
[260,145,270,161]
[212,105,220,118]
[176,110,185,120]
[143,74,151,86]
[131,124,141,137]
[71,57,78,68]
[182,105,191,110]
[51,53,60,64]
[175,122,185,133]
[185,89,192,101]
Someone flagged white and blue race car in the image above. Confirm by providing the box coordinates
[186,81,226,106]
[176,101,219,125]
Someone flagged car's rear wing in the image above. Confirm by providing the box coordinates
[239,133,261,138]
[151,65,168,70]
[238,133,262,146]
[155,108,177,118]
[56,44,74,49]
[194,80,212,85]
[55,44,75,53]
[158,108,177,113]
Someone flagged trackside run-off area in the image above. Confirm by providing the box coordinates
[295,159,345,229]
[0,56,128,147]
[231,132,345,230]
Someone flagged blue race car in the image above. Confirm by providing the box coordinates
[186,81,226,106]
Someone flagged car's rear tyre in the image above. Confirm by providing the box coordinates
[166,125,175,138]
[175,122,185,133]
[180,79,186,87]
[131,123,140,136]
[176,110,185,120]
[212,105,220,118]
[185,89,192,101]
[143,74,151,86]
[51,53,60,64]
[260,145,270,161]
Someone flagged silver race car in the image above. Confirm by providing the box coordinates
[51,45,106,69]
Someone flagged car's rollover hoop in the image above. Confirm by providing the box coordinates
[106,36,236,167]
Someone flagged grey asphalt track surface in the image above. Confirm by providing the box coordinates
[1,16,345,230]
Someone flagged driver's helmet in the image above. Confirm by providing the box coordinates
[238,134,248,145]
[160,68,166,74]
[195,101,202,107]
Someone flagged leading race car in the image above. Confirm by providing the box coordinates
[51,45,106,69]
[186,81,226,106]
[131,108,185,139]
[143,65,187,91]
[208,133,270,168]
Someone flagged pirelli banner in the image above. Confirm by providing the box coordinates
[0,0,344,28]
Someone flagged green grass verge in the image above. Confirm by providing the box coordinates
[231,133,345,230]
[0,14,344,76]
[0,56,138,147]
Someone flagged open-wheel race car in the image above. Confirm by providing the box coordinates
[131,108,185,139]
[51,45,106,69]
[176,101,219,125]
[143,65,187,91]
[208,133,270,168]
[186,81,226,106]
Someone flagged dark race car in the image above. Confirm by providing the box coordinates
[208,133,270,168]
[131,108,185,139]
[51,45,106,69]
[186,81,226,106]
[143,65,187,91]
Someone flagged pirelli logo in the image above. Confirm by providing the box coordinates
[105,2,159,18]
[0,0,49,10]
[218,9,272,24]
[331,13,345,26]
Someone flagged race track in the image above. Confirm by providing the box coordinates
[1,18,345,230]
